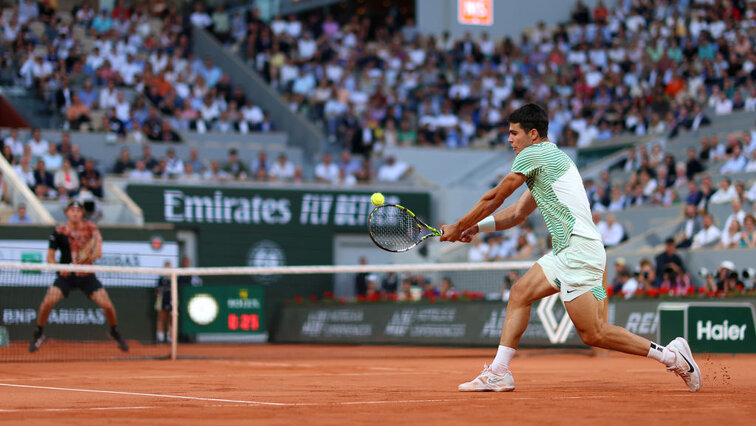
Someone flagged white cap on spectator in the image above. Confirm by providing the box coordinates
[720,261,735,271]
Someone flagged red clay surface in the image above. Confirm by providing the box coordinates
[0,345,753,425]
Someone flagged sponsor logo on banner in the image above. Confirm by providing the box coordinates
[625,312,658,335]
[659,302,756,353]
[150,236,164,251]
[2,308,105,325]
[481,308,507,338]
[161,189,400,226]
[696,320,747,341]
[384,308,466,338]
[246,240,286,284]
[187,294,219,326]
[164,190,292,224]
[299,194,398,226]
[458,0,493,26]
[536,294,574,344]
[301,309,372,338]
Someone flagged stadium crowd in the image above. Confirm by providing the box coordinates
[608,242,756,299]
[0,0,275,140]
[219,0,756,154]
[1,125,415,208]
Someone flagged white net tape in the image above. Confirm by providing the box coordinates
[0,261,536,276]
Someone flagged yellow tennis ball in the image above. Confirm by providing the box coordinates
[371,192,385,206]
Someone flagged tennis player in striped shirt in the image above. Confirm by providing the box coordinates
[441,104,701,392]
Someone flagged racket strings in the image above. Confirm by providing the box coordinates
[369,207,425,251]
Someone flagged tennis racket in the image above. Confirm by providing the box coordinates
[367,204,443,252]
[76,236,98,264]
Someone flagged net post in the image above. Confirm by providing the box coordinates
[170,271,178,360]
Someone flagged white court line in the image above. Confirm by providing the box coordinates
[0,406,154,413]
[0,383,455,408]
[333,400,452,406]
[0,375,210,382]
[209,361,316,368]
[0,371,444,383]
[364,367,418,372]
[0,383,287,406]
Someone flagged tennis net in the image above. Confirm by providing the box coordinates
[0,260,534,361]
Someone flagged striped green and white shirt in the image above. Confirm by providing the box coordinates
[511,142,601,254]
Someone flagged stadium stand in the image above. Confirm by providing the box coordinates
[1,0,754,299]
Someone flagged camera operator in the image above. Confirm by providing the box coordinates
[636,258,657,291]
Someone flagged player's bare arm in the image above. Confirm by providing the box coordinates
[459,188,537,242]
[441,172,526,242]
[90,229,103,262]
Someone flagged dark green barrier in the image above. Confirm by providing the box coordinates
[275,298,756,351]
[0,287,156,343]
[127,184,431,340]
[609,299,663,341]
[275,295,586,347]
[659,302,756,353]
[181,284,267,342]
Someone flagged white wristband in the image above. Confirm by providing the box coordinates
[477,216,496,233]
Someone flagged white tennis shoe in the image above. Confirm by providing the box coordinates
[458,364,515,392]
[666,337,702,392]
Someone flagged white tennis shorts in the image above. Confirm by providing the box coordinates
[537,234,607,302]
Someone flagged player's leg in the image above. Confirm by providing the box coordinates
[37,286,65,327]
[158,289,173,343]
[565,291,702,392]
[29,285,65,352]
[87,280,129,352]
[156,309,169,343]
[459,263,558,392]
[90,288,118,325]
[565,291,653,355]
[499,263,559,347]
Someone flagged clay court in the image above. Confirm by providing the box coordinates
[1,345,754,425]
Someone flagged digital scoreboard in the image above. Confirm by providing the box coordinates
[181,285,267,342]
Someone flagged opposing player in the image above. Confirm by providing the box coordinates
[29,200,129,352]
[440,104,701,392]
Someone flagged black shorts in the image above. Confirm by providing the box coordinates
[53,274,103,298]
[159,289,172,311]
